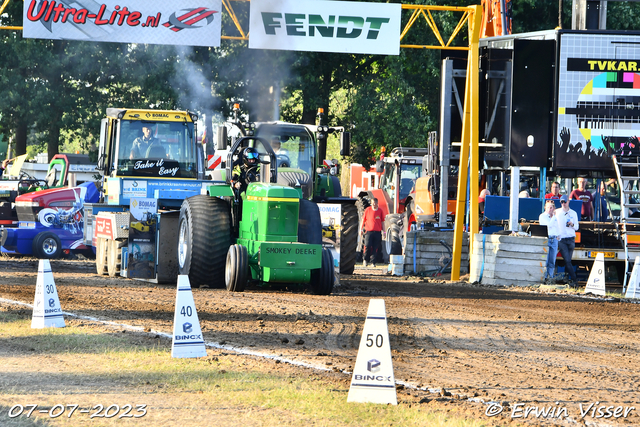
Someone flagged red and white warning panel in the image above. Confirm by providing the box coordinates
[207,154,222,170]
[94,212,130,242]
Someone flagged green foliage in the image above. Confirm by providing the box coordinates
[26,142,45,160]
[606,2,640,31]
[345,54,432,168]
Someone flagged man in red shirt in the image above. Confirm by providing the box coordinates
[361,197,385,267]
[545,182,561,199]
[569,177,594,220]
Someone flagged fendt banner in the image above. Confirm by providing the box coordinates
[22,0,222,47]
[249,0,401,55]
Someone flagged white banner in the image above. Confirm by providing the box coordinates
[249,0,401,55]
[23,0,222,47]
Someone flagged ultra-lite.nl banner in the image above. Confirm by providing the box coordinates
[249,0,401,55]
[23,0,222,47]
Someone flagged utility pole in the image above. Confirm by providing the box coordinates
[572,0,608,29]
[559,0,563,28]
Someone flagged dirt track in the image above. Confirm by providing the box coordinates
[1,257,640,426]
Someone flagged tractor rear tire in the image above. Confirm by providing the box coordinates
[310,248,334,295]
[355,196,370,262]
[225,244,248,292]
[95,237,108,275]
[330,176,342,197]
[339,203,358,275]
[178,195,231,288]
[298,199,322,244]
[32,231,62,259]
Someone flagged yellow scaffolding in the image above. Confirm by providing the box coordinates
[0,2,480,279]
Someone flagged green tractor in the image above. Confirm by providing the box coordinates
[177,115,358,294]
[178,135,331,294]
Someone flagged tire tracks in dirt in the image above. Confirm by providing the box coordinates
[2,260,640,425]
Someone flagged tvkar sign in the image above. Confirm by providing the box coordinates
[22,0,222,47]
[249,0,401,55]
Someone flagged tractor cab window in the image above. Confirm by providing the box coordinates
[399,163,421,200]
[381,162,397,202]
[114,120,197,178]
[256,125,316,176]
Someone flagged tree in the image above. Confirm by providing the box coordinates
[345,54,432,167]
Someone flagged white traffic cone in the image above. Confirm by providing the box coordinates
[625,257,640,299]
[171,275,207,358]
[584,253,606,296]
[31,259,65,328]
[347,299,397,405]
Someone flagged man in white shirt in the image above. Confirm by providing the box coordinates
[556,194,580,287]
[539,200,560,283]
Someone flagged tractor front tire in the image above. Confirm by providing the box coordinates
[32,231,62,259]
[225,244,248,292]
[310,248,334,295]
[178,195,231,288]
[355,196,370,262]
[339,203,358,275]
[95,237,108,275]
[107,239,126,278]
[386,220,403,256]
[405,199,416,231]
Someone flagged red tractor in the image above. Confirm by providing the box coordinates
[354,147,427,258]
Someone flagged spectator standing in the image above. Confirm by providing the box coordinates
[570,177,594,220]
[593,181,609,222]
[479,189,490,215]
[556,195,580,287]
[545,182,561,199]
[539,200,560,283]
[0,158,10,178]
[361,197,385,267]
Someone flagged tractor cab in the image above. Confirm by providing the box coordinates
[222,121,318,200]
[98,108,202,181]
[96,108,205,209]
[254,124,316,177]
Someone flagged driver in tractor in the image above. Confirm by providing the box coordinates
[231,147,260,194]
[129,124,163,159]
[271,137,290,168]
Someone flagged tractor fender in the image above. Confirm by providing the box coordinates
[0,227,16,247]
